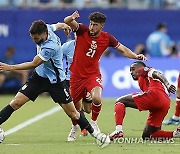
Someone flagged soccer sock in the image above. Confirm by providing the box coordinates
[0,104,15,125]
[174,98,180,117]
[150,130,173,139]
[91,102,102,121]
[76,111,94,134]
[71,119,78,126]
[114,102,125,126]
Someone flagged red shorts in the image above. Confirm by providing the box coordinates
[70,74,103,103]
[132,89,170,127]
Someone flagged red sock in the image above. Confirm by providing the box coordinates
[71,119,78,126]
[91,103,102,121]
[114,102,125,125]
[151,130,173,139]
[174,98,180,117]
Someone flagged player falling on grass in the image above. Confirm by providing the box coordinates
[0,20,110,147]
[62,39,92,138]
[163,73,180,125]
[64,10,147,141]
[109,61,180,141]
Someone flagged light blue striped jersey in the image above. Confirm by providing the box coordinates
[35,24,65,83]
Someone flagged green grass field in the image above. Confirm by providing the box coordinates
[0,95,179,154]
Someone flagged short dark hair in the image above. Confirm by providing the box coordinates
[89,12,106,23]
[29,20,48,35]
[133,61,146,67]
[156,23,167,30]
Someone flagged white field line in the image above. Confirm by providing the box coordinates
[5,106,61,136]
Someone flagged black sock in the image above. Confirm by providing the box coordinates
[76,111,94,134]
[0,104,15,125]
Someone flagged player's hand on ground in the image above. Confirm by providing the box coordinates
[166,83,176,94]
[136,54,147,61]
[71,10,80,20]
[0,62,11,72]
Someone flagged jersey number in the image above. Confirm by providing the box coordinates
[86,48,96,58]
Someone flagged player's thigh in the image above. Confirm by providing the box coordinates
[116,94,137,108]
[19,74,46,102]
[147,106,169,128]
[90,86,102,104]
[49,81,72,104]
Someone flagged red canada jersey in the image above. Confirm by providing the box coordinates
[137,67,169,95]
[70,24,120,78]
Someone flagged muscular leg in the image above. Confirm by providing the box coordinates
[110,94,138,139]
[142,124,174,140]
[91,86,102,121]
[0,92,30,125]
[116,94,138,108]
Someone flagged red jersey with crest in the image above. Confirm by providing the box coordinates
[70,24,120,78]
[137,67,169,95]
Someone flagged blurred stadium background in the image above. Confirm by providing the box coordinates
[0,0,179,153]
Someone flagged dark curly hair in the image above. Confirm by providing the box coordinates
[89,12,106,23]
[29,20,48,35]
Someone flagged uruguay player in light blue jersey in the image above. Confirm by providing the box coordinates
[0,20,110,147]
[62,39,75,82]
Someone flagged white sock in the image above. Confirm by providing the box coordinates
[172,115,179,120]
[116,125,123,132]
[91,129,98,138]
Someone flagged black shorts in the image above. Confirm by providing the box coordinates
[19,72,72,104]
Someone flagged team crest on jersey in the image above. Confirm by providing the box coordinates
[91,41,97,49]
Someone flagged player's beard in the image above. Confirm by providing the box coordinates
[90,30,100,37]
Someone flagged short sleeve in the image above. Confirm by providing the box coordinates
[138,67,155,78]
[75,24,88,36]
[108,33,120,48]
[38,48,54,61]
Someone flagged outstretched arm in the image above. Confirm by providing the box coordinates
[0,55,43,72]
[53,22,72,37]
[64,10,80,31]
[152,71,176,94]
[116,44,147,61]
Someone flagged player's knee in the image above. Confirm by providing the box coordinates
[142,131,151,140]
[116,97,126,106]
[10,99,23,110]
[92,95,101,105]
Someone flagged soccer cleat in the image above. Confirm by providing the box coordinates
[67,125,79,142]
[162,117,180,125]
[109,130,124,141]
[95,132,110,148]
[80,129,88,137]
[90,120,101,134]
[173,126,180,138]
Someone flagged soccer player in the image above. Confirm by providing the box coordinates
[64,10,147,141]
[109,61,180,140]
[0,20,110,147]
[163,73,180,125]
[62,39,92,139]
